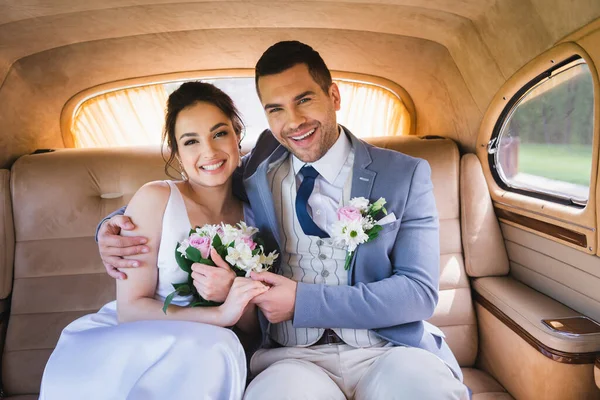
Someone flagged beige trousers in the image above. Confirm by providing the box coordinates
[243,344,469,400]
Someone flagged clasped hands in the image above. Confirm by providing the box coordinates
[193,253,297,324]
[99,215,297,324]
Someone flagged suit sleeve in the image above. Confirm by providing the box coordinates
[94,206,127,242]
[293,160,440,329]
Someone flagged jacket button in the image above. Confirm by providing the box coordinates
[321,270,330,277]
[318,253,327,260]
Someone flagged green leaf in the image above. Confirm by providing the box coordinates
[186,246,202,262]
[368,233,379,241]
[198,256,216,266]
[175,246,193,273]
[344,252,353,271]
[369,224,383,235]
[190,299,221,307]
[162,290,178,314]
[381,207,388,215]
[187,275,197,294]
[212,234,223,249]
[173,282,192,296]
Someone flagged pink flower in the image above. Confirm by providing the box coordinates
[337,206,362,222]
[189,234,211,259]
[239,236,257,251]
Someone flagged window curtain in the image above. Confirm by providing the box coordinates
[72,84,168,148]
[335,80,409,137]
[71,79,410,148]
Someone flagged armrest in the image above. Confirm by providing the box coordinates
[473,276,600,356]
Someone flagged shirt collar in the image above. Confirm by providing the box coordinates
[292,126,352,183]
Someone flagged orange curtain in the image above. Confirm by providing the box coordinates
[71,79,410,148]
[335,80,409,137]
[72,84,168,148]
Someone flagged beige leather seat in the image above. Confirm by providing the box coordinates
[370,137,512,399]
[1,138,512,398]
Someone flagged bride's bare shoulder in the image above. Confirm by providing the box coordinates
[126,181,172,215]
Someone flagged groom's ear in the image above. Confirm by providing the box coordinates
[329,83,341,111]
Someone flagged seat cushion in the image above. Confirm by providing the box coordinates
[462,368,514,399]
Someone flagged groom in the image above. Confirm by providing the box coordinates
[97,41,468,399]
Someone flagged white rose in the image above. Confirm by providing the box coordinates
[349,197,370,212]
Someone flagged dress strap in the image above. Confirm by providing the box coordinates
[164,180,192,230]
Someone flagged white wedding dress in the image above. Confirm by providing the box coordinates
[39,181,247,400]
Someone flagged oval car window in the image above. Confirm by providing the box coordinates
[494,59,594,204]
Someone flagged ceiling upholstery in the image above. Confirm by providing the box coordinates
[0,0,599,168]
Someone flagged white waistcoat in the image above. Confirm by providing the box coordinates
[267,153,385,348]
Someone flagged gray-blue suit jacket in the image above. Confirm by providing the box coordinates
[239,128,462,380]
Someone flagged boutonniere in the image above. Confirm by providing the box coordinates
[331,197,387,270]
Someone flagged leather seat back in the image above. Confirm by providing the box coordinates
[368,136,478,367]
[4,148,170,394]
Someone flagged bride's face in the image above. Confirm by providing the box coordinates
[174,101,240,188]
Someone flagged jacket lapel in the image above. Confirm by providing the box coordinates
[345,129,377,282]
[243,130,288,251]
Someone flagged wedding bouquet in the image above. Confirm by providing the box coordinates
[331,197,387,270]
[162,222,278,313]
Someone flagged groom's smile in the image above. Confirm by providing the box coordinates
[258,63,341,163]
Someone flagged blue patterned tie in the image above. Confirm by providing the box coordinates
[296,165,329,238]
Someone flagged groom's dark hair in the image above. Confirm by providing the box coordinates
[255,41,333,98]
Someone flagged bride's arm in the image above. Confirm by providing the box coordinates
[115,182,225,325]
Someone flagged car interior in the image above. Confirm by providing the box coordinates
[0,1,600,399]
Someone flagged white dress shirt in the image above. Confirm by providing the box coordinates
[292,126,353,235]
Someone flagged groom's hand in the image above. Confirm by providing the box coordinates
[250,272,297,323]
[98,215,149,280]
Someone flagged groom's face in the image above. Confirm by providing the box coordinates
[258,63,341,163]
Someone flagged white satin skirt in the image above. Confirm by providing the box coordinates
[39,301,246,400]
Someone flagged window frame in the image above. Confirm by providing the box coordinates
[487,55,592,209]
[60,69,416,148]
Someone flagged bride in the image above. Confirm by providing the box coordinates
[39,82,268,400]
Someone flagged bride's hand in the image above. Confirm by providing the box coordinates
[191,248,236,302]
[219,277,269,326]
